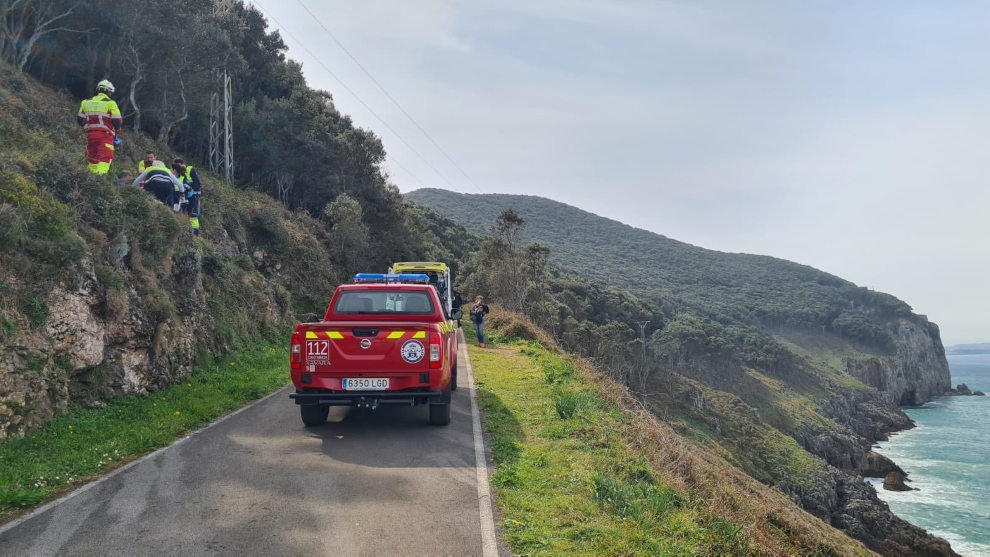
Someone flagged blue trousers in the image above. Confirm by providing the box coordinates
[473,320,485,343]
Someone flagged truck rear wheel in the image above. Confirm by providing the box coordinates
[451,364,458,391]
[301,404,329,426]
[429,384,452,426]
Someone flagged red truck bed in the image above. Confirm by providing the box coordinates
[289,282,460,426]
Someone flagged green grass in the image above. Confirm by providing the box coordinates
[465,325,757,555]
[0,343,289,520]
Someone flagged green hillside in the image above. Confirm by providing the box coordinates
[406,189,925,351]
[408,188,956,555]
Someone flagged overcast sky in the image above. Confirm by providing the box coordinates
[251,0,989,346]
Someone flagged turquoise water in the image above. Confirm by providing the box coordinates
[872,354,990,557]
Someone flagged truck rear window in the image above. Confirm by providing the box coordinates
[334,291,435,315]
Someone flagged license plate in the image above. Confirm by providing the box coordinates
[342,378,389,391]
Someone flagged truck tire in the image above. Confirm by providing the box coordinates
[429,384,452,426]
[301,404,329,426]
[451,364,458,392]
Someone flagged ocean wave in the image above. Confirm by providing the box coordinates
[931,530,990,557]
[885,457,990,474]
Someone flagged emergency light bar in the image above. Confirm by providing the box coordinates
[353,273,430,284]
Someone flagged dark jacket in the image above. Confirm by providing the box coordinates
[470,303,489,323]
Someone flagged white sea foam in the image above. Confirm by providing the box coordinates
[932,530,990,557]
[872,355,990,554]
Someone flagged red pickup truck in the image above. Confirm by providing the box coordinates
[289,274,461,426]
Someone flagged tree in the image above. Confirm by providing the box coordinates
[0,0,82,71]
[324,193,369,271]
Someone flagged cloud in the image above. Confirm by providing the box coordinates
[260,1,990,343]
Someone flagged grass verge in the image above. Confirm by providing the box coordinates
[467,314,872,556]
[465,325,754,555]
[0,343,288,522]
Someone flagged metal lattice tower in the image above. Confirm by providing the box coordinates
[213,0,235,15]
[208,0,235,182]
[209,70,233,183]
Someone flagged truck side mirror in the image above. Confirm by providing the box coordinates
[451,309,463,320]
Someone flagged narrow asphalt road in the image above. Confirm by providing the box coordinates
[0,335,496,556]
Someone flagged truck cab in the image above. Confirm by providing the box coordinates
[389,262,454,318]
[289,273,460,426]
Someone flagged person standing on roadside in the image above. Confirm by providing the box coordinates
[452,287,463,327]
[469,296,490,347]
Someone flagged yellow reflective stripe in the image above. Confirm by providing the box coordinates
[387,331,405,339]
[412,331,426,339]
[326,331,344,339]
[305,331,318,339]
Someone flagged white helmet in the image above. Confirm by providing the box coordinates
[97,79,115,94]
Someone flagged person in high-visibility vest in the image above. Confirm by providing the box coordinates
[131,161,183,206]
[172,158,202,235]
[138,151,157,174]
[77,80,122,175]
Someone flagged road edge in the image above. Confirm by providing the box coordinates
[0,385,289,536]
[459,330,500,557]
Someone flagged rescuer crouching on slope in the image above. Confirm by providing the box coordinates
[77,80,122,175]
[172,158,202,235]
[131,160,184,207]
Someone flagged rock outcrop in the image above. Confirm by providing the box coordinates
[832,472,957,556]
[945,383,987,396]
[883,470,914,492]
[0,246,288,440]
[843,319,951,407]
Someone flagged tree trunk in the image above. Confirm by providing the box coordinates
[157,72,188,143]
[126,41,143,132]
[9,1,79,71]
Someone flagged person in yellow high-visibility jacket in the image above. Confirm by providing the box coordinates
[77,80,122,175]
[172,158,202,236]
[138,151,157,174]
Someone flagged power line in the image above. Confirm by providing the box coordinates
[294,0,484,194]
[251,0,452,192]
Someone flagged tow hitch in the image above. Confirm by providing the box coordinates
[356,397,379,410]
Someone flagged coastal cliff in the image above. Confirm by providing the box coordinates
[407,188,962,555]
[844,319,951,407]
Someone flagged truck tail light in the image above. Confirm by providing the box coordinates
[429,329,441,369]
[291,329,302,370]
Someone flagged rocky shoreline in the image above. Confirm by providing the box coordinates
[945,383,986,396]
[799,321,962,556]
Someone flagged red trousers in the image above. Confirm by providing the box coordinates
[85,130,115,174]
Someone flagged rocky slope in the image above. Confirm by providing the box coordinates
[0,64,392,440]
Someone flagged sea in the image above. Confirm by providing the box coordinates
[869,354,990,557]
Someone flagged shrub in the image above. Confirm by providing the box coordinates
[96,265,124,292]
[554,390,596,419]
[0,315,16,336]
[0,171,72,241]
[23,296,47,328]
[0,203,27,250]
